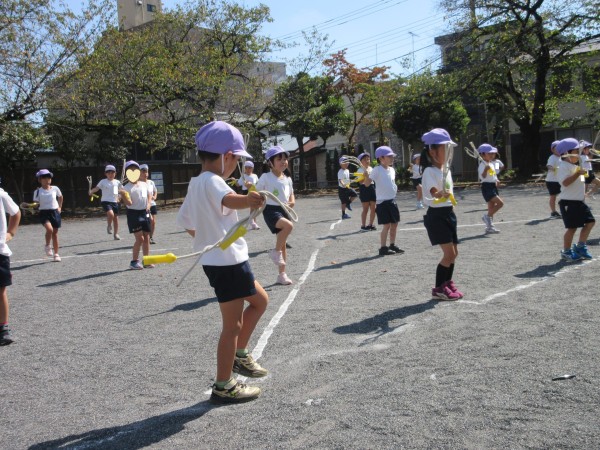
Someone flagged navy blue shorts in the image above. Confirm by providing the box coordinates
[558,200,595,229]
[585,171,596,184]
[203,261,256,303]
[39,209,61,228]
[546,181,561,196]
[338,187,357,204]
[375,199,400,225]
[262,204,288,234]
[481,182,499,202]
[126,209,151,233]
[101,201,119,214]
[358,184,376,203]
[424,206,458,246]
[150,205,158,215]
[411,178,422,189]
[0,255,12,288]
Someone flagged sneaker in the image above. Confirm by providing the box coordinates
[368,225,377,231]
[360,226,369,231]
[342,213,351,219]
[481,214,491,227]
[276,272,293,285]
[107,225,112,234]
[388,243,405,254]
[417,201,425,209]
[561,249,582,262]
[44,244,53,257]
[149,237,156,244]
[485,226,500,234]
[346,202,352,211]
[250,221,260,230]
[573,243,593,260]
[0,326,14,346]
[143,263,155,269]
[445,281,464,299]
[550,211,562,218]
[269,249,285,266]
[210,378,261,404]
[431,285,461,301]
[379,246,396,256]
[114,234,121,240]
[53,254,61,262]
[233,354,268,378]
[129,260,144,270]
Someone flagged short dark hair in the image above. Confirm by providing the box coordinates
[197,150,221,162]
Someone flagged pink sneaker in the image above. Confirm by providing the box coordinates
[45,244,53,257]
[431,284,461,301]
[269,249,285,266]
[276,272,293,285]
[445,281,464,299]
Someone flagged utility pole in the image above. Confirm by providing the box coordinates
[408,31,419,73]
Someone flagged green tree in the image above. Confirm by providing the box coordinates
[362,78,405,146]
[268,72,351,190]
[438,0,600,176]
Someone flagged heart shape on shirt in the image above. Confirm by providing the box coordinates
[126,168,140,183]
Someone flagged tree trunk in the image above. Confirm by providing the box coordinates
[296,135,306,190]
[517,124,542,178]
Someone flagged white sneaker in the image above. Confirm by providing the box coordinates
[250,221,260,230]
[481,214,491,227]
[107,225,112,234]
[485,226,500,234]
[269,249,285,266]
[114,234,121,240]
[276,272,293,285]
[53,254,62,262]
[45,245,53,257]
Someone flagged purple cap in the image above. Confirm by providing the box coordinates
[580,140,592,149]
[139,164,149,171]
[477,143,498,154]
[556,138,579,155]
[36,169,53,178]
[551,140,560,149]
[375,146,396,158]
[125,160,140,170]
[265,145,289,160]
[244,160,254,168]
[339,156,350,164]
[421,128,456,146]
[358,152,370,161]
[411,153,421,161]
[105,165,116,172]
[195,121,252,158]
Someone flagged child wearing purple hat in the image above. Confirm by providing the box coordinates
[33,169,63,262]
[177,121,268,404]
[556,138,595,261]
[478,144,504,234]
[237,160,260,230]
[545,141,562,218]
[338,156,357,219]
[357,152,376,231]
[89,164,125,240]
[420,128,463,300]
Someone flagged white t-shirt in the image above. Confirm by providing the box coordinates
[557,160,585,201]
[256,172,294,206]
[33,186,62,210]
[369,165,397,202]
[146,179,157,206]
[176,172,248,266]
[123,181,150,210]
[478,160,503,183]
[581,155,592,171]
[96,178,122,203]
[337,168,350,188]
[421,166,454,208]
[237,173,259,192]
[546,154,561,182]
[357,166,373,185]
[0,188,20,257]
[410,164,422,179]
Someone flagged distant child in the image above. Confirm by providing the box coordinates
[421,128,463,300]
[478,144,504,234]
[0,188,21,346]
[256,146,295,285]
[139,164,158,244]
[338,157,357,219]
[237,160,260,230]
[546,140,562,218]
[579,141,600,198]
[122,161,152,270]
[556,138,595,261]
[357,152,376,231]
[176,121,269,404]
[89,164,124,240]
[33,169,63,262]
[363,146,403,256]
[410,153,424,209]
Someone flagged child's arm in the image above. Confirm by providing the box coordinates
[429,186,449,199]
[363,169,373,187]
[288,192,295,208]
[480,164,491,180]
[57,191,63,212]
[89,186,100,195]
[222,191,264,210]
[6,209,21,242]
[562,169,586,187]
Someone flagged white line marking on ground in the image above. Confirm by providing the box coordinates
[12,248,177,264]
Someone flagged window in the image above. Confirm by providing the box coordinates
[147,4,157,12]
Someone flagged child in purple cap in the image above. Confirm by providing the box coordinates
[338,156,357,219]
[357,152,376,231]
[478,144,504,234]
[237,160,260,230]
[363,146,404,256]
[556,138,595,261]
[420,128,463,300]
[33,169,63,262]
[89,164,126,240]
[410,153,424,209]
[177,121,268,404]
[545,141,562,218]
[256,146,295,285]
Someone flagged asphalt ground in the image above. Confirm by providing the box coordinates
[2,183,599,449]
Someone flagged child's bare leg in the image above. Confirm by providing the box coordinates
[549,194,557,213]
[106,210,114,229]
[361,202,369,226]
[369,202,376,226]
[52,228,59,254]
[142,232,150,256]
[113,215,119,235]
[440,242,458,267]
[578,221,595,243]
[563,228,577,250]
[0,287,8,324]
[132,231,143,260]
[236,281,269,350]
[488,196,504,218]
[43,222,53,246]
[380,223,390,247]
[275,218,293,274]
[417,184,423,202]
[389,222,398,244]
[216,298,244,382]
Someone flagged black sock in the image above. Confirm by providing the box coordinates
[435,264,449,287]
[447,263,455,282]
